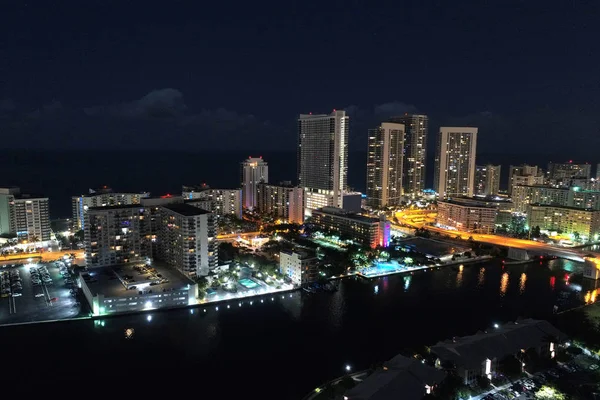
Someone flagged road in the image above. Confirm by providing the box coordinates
[394,210,591,262]
[217,231,262,241]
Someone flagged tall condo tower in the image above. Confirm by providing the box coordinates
[434,127,478,198]
[297,110,349,211]
[241,157,268,210]
[389,114,428,197]
[366,122,405,208]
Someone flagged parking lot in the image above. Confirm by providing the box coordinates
[0,259,87,325]
[478,352,600,399]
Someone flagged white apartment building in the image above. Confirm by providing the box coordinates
[0,187,51,242]
[84,205,146,268]
[72,187,150,230]
[436,199,497,233]
[366,122,405,209]
[511,185,570,213]
[279,250,318,286]
[527,204,600,241]
[159,203,218,277]
[183,186,242,219]
[241,157,268,210]
[298,110,349,211]
[508,165,544,194]
[434,127,478,198]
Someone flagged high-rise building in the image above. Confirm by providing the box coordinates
[596,163,600,180]
[140,196,184,260]
[0,187,51,242]
[390,114,428,197]
[508,165,544,195]
[256,182,304,224]
[434,127,478,198]
[0,187,18,236]
[159,203,218,277]
[298,110,349,211]
[548,162,591,180]
[241,157,268,210]
[72,187,150,230]
[183,185,242,219]
[84,205,146,268]
[475,164,501,196]
[366,122,405,209]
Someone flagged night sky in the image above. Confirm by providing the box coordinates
[1,1,599,158]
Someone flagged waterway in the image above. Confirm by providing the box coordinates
[3,258,598,399]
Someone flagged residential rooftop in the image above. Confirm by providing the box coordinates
[344,354,446,400]
[315,207,379,224]
[81,262,195,299]
[431,319,566,370]
[162,202,212,216]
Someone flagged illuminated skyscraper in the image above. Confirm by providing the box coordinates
[390,114,428,197]
[297,110,349,211]
[434,127,478,198]
[366,122,405,208]
[241,157,268,210]
[475,164,501,196]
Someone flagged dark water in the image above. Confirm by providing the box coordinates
[1,150,566,219]
[2,258,593,399]
[0,150,367,218]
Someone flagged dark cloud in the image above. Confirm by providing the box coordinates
[0,89,291,151]
[84,88,186,119]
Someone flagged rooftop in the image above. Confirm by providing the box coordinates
[315,207,379,224]
[438,199,499,209]
[88,204,143,211]
[163,202,211,216]
[431,319,566,370]
[81,261,195,299]
[344,354,446,400]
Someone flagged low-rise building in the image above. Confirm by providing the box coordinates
[72,187,150,230]
[159,203,218,277]
[344,354,446,400]
[436,199,497,233]
[310,207,390,249]
[256,182,304,224]
[84,205,146,268]
[79,262,197,316]
[526,204,600,241]
[431,319,566,385]
[279,250,318,286]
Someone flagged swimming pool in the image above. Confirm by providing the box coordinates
[239,278,260,289]
[360,261,406,277]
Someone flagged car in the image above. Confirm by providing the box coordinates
[34,293,45,298]
[12,292,22,297]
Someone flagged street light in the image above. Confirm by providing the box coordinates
[494,323,499,329]
[345,364,352,372]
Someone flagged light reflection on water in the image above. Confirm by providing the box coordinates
[519,273,527,294]
[477,267,485,287]
[500,272,509,296]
